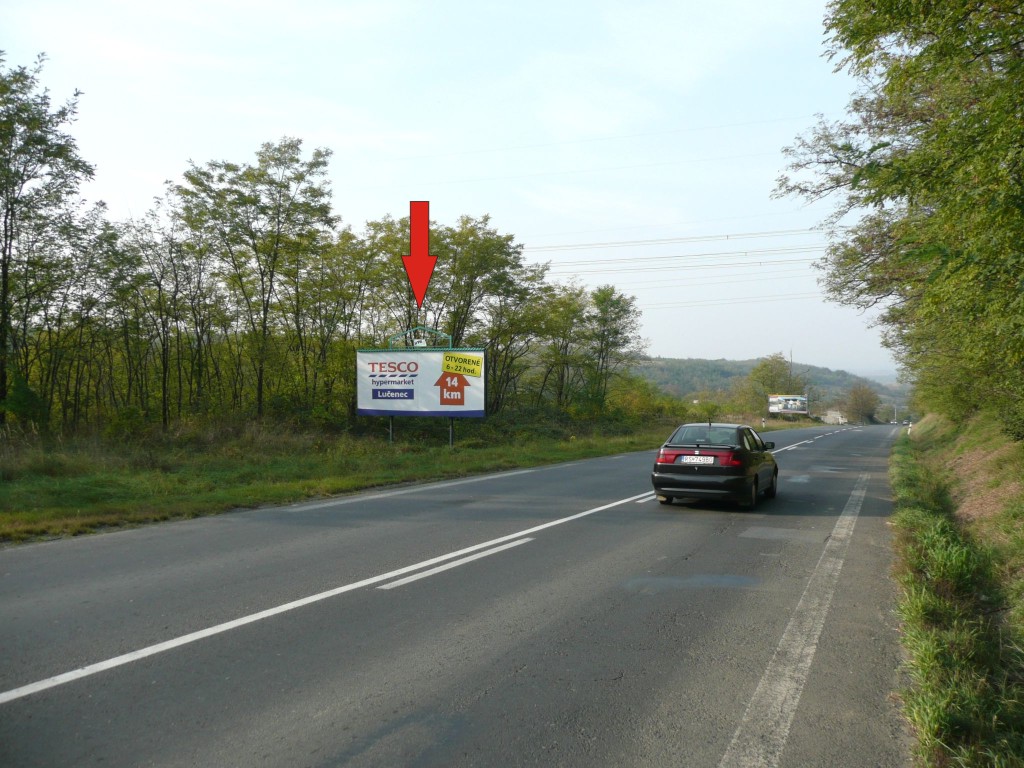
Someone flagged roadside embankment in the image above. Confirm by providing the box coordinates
[890,414,1024,765]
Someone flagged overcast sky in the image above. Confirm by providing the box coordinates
[5,0,896,379]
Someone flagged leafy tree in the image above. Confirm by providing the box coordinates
[0,53,93,424]
[174,138,336,418]
[294,228,368,415]
[607,372,681,421]
[846,382,880,423]
[581,285,645,412]
[361,214,423,339]
[777,1,1024,436]
[692,394,724,424]
[432,215,525,348]
[734,352,807,413]
[0,50,664,434]
[468,261,548,415]
[529,283,590,411]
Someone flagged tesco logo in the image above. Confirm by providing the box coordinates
[368,361,419,373]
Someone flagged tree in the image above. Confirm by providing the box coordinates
[0,53,93,424]
[734,352,807,413]
[174,138,336,418]
[776,2,1024,436]
[361,214,423,338]
[0,55,660,432]
[846,382,880,423]
[468,261,548,415]
[530,284,591,411]
[581,285,645,412]
[431,215,526,348]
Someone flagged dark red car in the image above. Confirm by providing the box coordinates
[651,422,778,509]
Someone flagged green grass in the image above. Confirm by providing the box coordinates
[0,419,677,543]
[890,416,1024,766]
[0,412,816,543]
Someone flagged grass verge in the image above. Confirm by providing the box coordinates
[0,418,677,543]
[890,415,1024,766]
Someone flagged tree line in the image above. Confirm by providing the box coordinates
[0,53,648,436]
[776,1,1024,438]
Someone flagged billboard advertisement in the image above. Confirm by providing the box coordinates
[768,394,808,415]
[356,349,486,418]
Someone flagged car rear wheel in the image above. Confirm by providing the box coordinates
[765,469,778,499]
[739,479,758,510]
[658,495,673,505]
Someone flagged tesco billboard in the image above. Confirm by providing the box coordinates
[356,349,486,418]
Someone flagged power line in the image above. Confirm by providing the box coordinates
[524,227,824,252]
[641,292,822,309]
[623,268,815,291]
[543,244,824,268]
[547,256,818,276]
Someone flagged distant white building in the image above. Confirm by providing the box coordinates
[823,410,848,425]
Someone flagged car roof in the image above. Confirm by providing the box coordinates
[677,422,747,428]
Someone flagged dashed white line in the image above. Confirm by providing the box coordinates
[0,489,653,706]
[773,439,814,452]
[718,473,869,768]
[378,538,533,589]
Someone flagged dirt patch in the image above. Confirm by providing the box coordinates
[949,442,1023,522]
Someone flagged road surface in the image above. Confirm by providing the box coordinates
[0,425,910,767]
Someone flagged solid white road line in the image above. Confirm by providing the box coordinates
[0,489,653,706]
[773,439,815,453]
[290,469,538,511]
[718,473,870,768]
[378,538,533,589]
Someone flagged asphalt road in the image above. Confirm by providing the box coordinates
[0,425,911,767]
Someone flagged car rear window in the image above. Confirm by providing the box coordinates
[671,426,738,445]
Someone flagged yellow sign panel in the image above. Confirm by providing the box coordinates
[442,352,483,378]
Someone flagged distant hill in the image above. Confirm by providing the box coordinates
[635,356,908,407]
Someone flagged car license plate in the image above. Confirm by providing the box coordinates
[680,455,714,464]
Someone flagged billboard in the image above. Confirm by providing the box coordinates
[356,349,486,418]
[768,394,808,415]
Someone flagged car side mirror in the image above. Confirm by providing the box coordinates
[764,441,775,449]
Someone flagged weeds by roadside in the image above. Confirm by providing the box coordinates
[0,416,679,543]
[890,416,1024,766]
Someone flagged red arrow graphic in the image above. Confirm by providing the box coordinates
[402,200,436,308]
[435,372,469,406]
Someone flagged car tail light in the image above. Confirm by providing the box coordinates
[656,449,682,464]
[717,451,743,467]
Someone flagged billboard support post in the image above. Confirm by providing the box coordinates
[388,325,451,350]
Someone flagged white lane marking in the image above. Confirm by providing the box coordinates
[718,473,869,768]
[772,439,815,453]
[291,469,538,511]
[378,538,533,589]
[0,489,653,706]
[636,493,656,503]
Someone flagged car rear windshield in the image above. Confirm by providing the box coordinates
[669,426,739,446]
